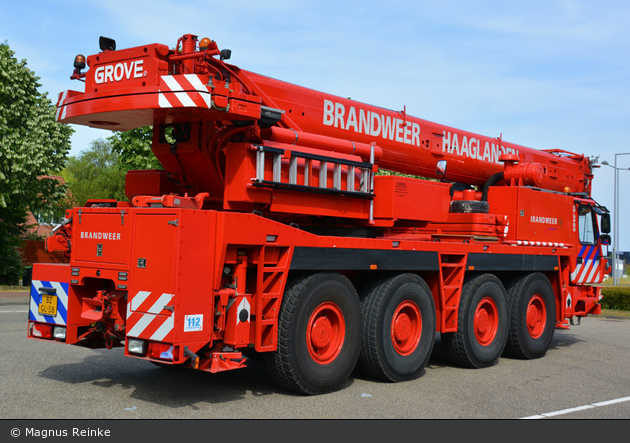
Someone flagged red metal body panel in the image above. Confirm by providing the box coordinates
[56,36,594,197]
[240,70,594,194]
[31,34,607,393]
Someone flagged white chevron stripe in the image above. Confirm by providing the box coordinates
[151,315,174,341]
[570,264,582,281]
[147,293,174,314]
[184,74,208,92]
[162,75,184,91]
[158,92,172,108]
[586,260,599,283]
[127,313,154,338]
[174,91,195,107]
[130,291,152,312]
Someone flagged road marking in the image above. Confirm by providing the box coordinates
[521,396,630,419]
[0,310,28,314]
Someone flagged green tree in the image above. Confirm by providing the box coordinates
[0,204,26,284]
[108,126,162,170]
[63,139,128,206]
[0,41,72,284]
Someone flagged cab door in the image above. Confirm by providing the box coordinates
[570,203,605,284]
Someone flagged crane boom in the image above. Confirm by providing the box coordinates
[241,70,594,194]
[57,34,594,198]
[30,33,609,396]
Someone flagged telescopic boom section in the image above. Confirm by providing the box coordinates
[35,33,606,395]
[58,34,594,196]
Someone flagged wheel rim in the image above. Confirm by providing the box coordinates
[474,296,499,346]
[391,300,422,356]
[307,301,345,364]
[526,294,547,339]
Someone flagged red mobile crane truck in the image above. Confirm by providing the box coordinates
[29,34,610,395]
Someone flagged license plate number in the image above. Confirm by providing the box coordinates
[39,295,58,317]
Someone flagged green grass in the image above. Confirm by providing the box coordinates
[597,278,630,287]
[599,308,630,318]
[0,285,29,292]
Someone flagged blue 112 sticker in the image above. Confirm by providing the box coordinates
[184,314,203,332]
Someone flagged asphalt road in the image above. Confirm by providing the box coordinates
[1,296,629,420]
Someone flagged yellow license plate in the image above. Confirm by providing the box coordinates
[39,295,58,317]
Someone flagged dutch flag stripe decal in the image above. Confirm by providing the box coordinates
[29,280,69,325]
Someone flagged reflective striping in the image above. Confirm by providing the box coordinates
[151,315,174,341]
[162,75,184,91]
[585,260,599,283]
[29,280,69,325]
[174,91,196,107]
[571,263,583,281]
[158,92,172,108]
[129,290,173,315]
[126,290,175,341]
[184,74,212,107]
[514,240,566,247]
[184,74,208,92]
[147,293,174,314]
[571,244,602,284]
[158,75,211,109]
[130,291,151,312]
[126,312,174,341]
[55,90,68,121]
[127,313,154,338]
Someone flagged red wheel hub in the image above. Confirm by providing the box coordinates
[526,294,547,339]
[474,297,499,346]
[307,302,345,364]
[391,301,422,356]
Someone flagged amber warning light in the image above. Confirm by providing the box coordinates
[199,37,211,51]
[71,54,86,81]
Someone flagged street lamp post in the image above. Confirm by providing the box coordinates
[602,153,630,285]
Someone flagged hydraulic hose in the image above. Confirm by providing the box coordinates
[481,172,504,202]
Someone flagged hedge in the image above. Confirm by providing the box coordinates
[600,287,630,311]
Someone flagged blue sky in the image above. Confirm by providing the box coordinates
[3,0,630,251]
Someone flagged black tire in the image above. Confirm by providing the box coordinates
[449,200,489,213]
[442,274,508,368]
[264,272,361,395]
[358,274,436,382]
[503,273,556,359]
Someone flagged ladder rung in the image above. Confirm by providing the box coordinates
[253,144,375,198]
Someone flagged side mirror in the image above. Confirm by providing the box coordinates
[601,213,611,234]
[600,234,611,246]
[220,49,232,61]
[436,160,447,180]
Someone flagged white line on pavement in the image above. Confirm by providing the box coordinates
[521,396,630,419]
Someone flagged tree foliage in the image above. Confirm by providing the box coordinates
[0,41,72,284]
[0,42,72,212]
[63,139,128,206]
[0,204,26,284]
[108,126,162,170]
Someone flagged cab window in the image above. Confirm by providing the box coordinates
[578,205,596,245]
